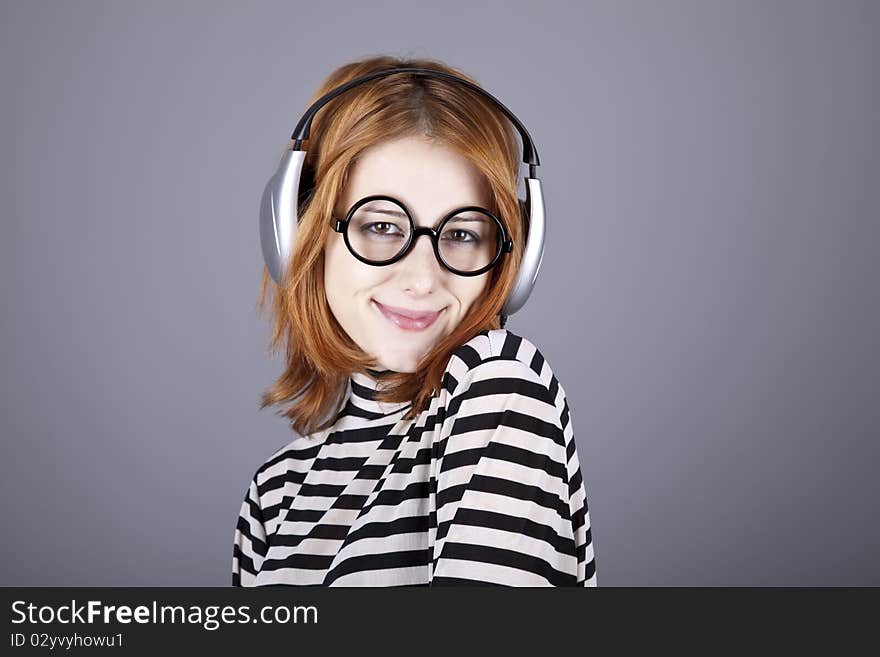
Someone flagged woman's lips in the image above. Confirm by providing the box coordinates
[373,300,444,331]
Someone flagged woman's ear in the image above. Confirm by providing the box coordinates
[518,197,530,234]
[297,163,317,220]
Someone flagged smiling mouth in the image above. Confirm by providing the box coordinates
[372,300,445,332]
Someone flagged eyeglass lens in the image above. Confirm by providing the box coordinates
[346,198,500,273]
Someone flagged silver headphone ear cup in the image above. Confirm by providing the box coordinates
[259,150,307,286]
[501,177,546,318]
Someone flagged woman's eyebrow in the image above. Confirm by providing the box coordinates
[361,205,491,225]
[446,215,490,223]
[363,207,409,218]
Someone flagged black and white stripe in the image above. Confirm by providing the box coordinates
[232,328,597,586]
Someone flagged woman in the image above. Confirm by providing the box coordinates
[233,55,597,586]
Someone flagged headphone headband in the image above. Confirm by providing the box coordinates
[290,67,540,174]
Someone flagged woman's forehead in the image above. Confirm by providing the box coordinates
[340,137,491,215]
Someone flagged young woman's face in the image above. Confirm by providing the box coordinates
[324,134,493,373]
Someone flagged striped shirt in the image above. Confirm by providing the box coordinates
[232,327,597,586]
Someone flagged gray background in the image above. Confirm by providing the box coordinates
[1,0,877,586]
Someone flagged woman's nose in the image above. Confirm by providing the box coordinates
[395,233,445,286]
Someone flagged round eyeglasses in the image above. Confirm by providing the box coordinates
[332,195,514,277]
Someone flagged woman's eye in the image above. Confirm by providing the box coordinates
[364,222,402,236]
[442,228,479,243]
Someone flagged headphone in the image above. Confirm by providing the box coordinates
[259,66,546,328]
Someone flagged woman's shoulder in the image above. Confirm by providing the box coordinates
[246,432,322,500]
[443,327,562,400]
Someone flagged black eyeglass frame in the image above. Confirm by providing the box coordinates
[332,194,514,277]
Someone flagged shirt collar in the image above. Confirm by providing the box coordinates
[347,368,412,417]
